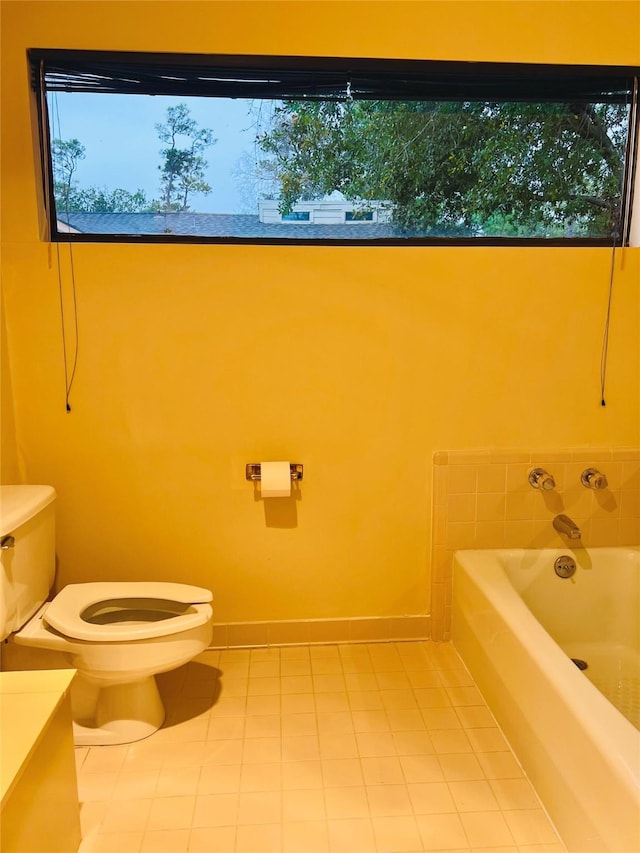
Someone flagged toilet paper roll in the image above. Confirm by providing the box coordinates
[260,461,291,498]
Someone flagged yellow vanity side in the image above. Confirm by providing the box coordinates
[0,669,81,853]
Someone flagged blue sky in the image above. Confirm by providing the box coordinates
[49,92,275,213]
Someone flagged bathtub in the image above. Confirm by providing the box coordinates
[452,547,640,853]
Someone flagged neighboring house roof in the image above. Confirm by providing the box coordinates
[56,212,408,240]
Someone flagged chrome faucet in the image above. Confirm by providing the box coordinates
[553,514,581,540]
[581,468,608,490]
[528,468,556,490]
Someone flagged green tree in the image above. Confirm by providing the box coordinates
[52,138,152,213]
[154,104,216,211]
[258,99,628,237]
[52,138,86,212]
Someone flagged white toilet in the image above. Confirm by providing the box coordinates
[0,484,214,745]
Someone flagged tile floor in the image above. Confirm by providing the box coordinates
[76,641,566,853]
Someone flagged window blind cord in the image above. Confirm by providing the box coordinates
[600,76,639,408]
[599,238,615,408]
[50,84,80,413]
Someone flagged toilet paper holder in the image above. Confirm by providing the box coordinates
[246,463,304,482]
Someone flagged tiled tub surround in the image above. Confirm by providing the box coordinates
[75,641,565,853]
[431,448,640,641]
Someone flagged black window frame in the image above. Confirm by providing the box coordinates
[29,48,640,247]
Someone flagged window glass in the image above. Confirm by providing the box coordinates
[33,52,638,244]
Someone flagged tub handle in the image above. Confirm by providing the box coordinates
[0,535,15,550]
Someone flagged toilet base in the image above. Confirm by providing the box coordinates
[72,675,166,746]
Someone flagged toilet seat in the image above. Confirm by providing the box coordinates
[43,582,213,642]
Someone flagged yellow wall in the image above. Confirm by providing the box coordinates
[1,1,639,624]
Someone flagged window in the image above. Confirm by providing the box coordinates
[30,50,639,245]
[281,211,311,222]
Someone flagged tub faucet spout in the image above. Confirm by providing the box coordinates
[553,514,581,540]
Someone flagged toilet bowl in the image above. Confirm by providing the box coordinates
[0,485,214,745]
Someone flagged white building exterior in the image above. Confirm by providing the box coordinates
[258,199,393,225]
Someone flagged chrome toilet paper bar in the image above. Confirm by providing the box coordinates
[246,463,303,481]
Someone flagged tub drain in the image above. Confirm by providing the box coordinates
[571,658,588,671]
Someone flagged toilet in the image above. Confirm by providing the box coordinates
[0,484,214,745]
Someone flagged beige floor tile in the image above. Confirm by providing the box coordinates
[79,830,144,852]
[281,692,315,714]
[489,778,541,810]
[139,828,190,852]
[312,657,344,675]
[315,692,351,712]
[235,822,282,852]
[459,810,515,847]
[105,770,159,808]
[361,755,406,786]
[283,819,330,852]
[400,754,445,784]
[203,738,244,765]
[79,801,108,838]
[244,713,281,738]
[366,783,413,817]
[146,795,195,831]
[281,658,313,676]
[191,793,239,828]
[380,689,420,710]
[454,705,495,728]
[431,729,473,754]
[282,734,321,762]
[327,817,376,852]
[372,815,423,852]
[415,812,469,850]
[448,780,500,812]
[281,674,314,693]
[282,787,327,821]
[422,707,463,730]
[245,694,281,715]
[282,759,324,790]
[414,687,452,708]
[438,753,485,781]
[317,711,354,734]
[345,672,379,691]
[199,763,242,794]
[187,826,236,852]
[249,659,280,678]
[83,746,130,773]
[356,731,396,757]
[465,726,509,753]
[503,808,561,845]
[407,782,457,815]
[282,712,318,736]
[392,730,435,755]
[207,715,245,740]
[238,761,282,792]
[321,757,363,787]
[319,731,359,759]
[74,642,567,853]
[237,790,282,825]
[100,798,152,833]
[242,736,282,764]
[325,785,370,819]
[385,708,426,731]
[77,771,120,803]
[348,690,385,711]
[475,751,525,779]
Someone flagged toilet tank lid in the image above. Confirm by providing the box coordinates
[0,485,56,536]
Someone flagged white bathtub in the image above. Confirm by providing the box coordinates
[452,547,640,853]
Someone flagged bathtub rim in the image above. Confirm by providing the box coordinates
[452,546,640,789]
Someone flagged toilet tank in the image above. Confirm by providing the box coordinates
[0,486,56,641]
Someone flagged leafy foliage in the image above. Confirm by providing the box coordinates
[154,105,216,211]
[258,99,629,237]
[52,104,215,215]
